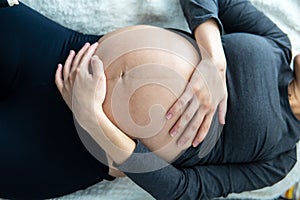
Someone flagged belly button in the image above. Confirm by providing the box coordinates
[119,71,125,79]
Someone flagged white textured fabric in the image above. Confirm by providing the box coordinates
[19,0,300,199]
[21,0,190,36]
[21,0,300,54]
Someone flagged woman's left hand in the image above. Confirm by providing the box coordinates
[166,19,227,148]
[167,58,227,147]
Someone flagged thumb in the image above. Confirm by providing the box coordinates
[218,97,227,125]
[91,56,107,104]
[294,54,300,85]
[91,55,105,78]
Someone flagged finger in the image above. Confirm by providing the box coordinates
[218,97,227,125]
[79,42,99,67]
[72,43,91,70]
[63,50,76,80]
[170,97,198,138]
[91,55,104,78]
[192,112,215,147]
[166,87,193,120]
[176,110,201,147]
[66,50,76,84]
[91,56,106,103]
[74,68,82,82]
[55,64,64,93]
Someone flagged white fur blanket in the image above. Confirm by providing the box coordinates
[20,0,300,199]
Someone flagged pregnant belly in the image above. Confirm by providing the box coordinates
[95,25,200,162]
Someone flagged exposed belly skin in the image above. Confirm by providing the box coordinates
[95,25,200,162]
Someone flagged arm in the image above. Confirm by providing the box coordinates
[86,108,136,165]
[180,0,226,69]
[180,0,292,63]
[116,141,297,199]
[171,0,293,147]
[194,19,226,71]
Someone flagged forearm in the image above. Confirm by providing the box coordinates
[181,0,291,52]
[118,141,296,199]
[84,109,136,165]
[194,19,226,72]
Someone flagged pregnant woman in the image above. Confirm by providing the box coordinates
[1,1,300,200]
[0,2,223,199]
[57,1,300,200]
[62,26,300,200]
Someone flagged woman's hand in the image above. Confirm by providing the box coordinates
[55,42,106,129]
[55,42,99,111]
[56,42,135,165]
[72,54,106,129]
[167,58,227,147]
[166,19,228,147]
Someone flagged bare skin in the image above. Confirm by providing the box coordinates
[100,21,228,148]
[96,25,206,162]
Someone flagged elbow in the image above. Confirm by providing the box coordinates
[264,148,297,187]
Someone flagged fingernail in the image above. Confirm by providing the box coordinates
[170,130,177,137]
[166,113,173,120]
[193,142,199,148]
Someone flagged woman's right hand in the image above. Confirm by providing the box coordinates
[55,42,99,111]
[55,41,108,130]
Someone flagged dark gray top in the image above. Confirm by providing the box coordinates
[116,0,300,199]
